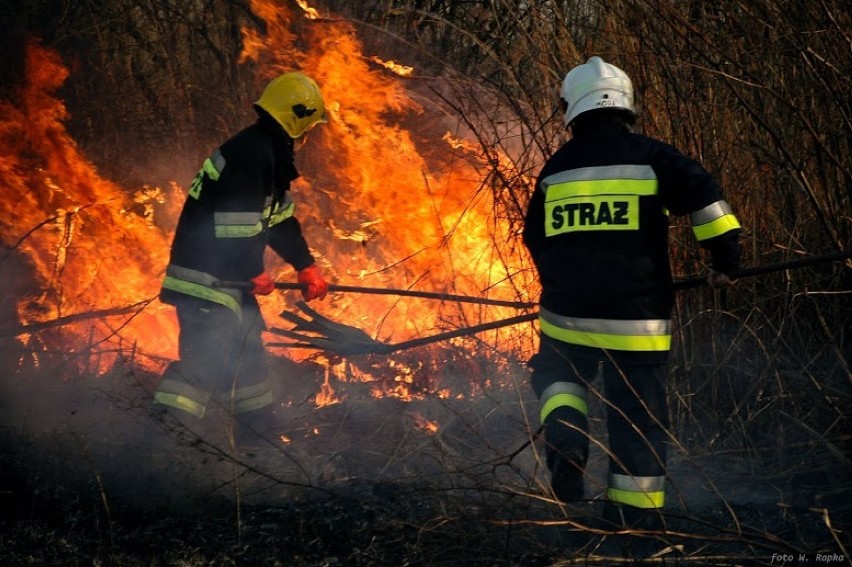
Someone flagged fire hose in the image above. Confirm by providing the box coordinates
[212,249,851,356]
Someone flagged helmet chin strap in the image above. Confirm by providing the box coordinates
[293,135,308,152]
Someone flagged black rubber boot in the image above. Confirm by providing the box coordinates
[231,408,278,448]
[601,502,669,560]
[549,449,586,502]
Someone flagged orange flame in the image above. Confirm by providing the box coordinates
[1,3,537,401]
[295,0,320,20]
[408,411,439,435]
[244,1,530,332]
[1,42,180,372]
[369,56,415,77]
[315,359,344,407]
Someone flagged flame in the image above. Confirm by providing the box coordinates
[1,42,179,373]
[1,3,537,401]
[239,0,536,393]
[295,0,320,20]
[408,411,439,435]
[315,359,344,407]
[368,57,414,77]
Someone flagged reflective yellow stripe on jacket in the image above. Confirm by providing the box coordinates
[539,307,671,352]
[214,196,295,237]
[214,211,264,238]
[161,264,243,318]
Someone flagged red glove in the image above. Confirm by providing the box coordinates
[250,272,275,296]
[297,264,328,301]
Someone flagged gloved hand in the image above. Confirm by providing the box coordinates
[297,264,328,301]
[250,272,275,295]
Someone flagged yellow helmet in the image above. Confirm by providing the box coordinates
[254,72,327,138]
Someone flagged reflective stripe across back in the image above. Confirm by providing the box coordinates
[541,165,658,190]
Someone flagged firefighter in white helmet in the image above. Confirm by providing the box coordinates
[523,57,741,554]
[155,72,330,443]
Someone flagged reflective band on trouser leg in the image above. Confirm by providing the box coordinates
[690,200,741,241]
[225,380,276,414]
[154,378,211,419]
[540,381,588,424]
[607,473,666,509]
[539,308,671,352]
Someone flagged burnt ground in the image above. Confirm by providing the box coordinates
[0,351,849,566]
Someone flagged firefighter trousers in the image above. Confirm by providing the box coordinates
[530,335,669,508]
[154,295,274,419]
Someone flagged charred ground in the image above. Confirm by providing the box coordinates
[0,342,848,566]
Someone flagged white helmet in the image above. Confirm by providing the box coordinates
[559,56,635,127]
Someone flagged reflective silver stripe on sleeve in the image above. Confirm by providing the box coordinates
[210,148,226,175]
[690,200,734,225]
[610,473,666,492]
[539,307,671,336]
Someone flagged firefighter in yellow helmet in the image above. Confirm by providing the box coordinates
[523,57,741,556]
[155,72,330,444]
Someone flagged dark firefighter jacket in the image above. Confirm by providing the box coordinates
[160,113,315,318]
[523,116,740,363]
